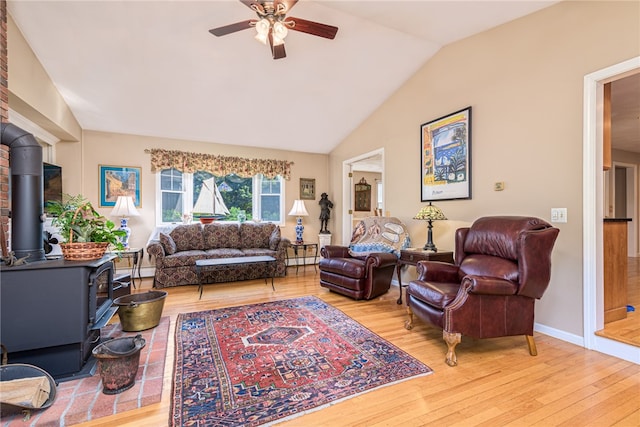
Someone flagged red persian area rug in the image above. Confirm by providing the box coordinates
[171,296,432,426]
[1,317,169,427]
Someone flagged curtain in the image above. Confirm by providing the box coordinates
[145,148,293,180]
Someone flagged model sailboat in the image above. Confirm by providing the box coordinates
[193,177,230,222]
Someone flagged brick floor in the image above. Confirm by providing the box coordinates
[1,317,169,426]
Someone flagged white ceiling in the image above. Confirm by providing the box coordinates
[8,0,560,154]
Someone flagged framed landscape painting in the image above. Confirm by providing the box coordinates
[99,165,141,207]
[420,107,472,201]
[300,178,316,200]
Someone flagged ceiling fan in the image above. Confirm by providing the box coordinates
[209,0,338,60]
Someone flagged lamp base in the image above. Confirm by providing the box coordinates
[295,217,304,245]
[119,218,131,249]
[422,243,438,253]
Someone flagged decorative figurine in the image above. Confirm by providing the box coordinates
[319,193,334,234]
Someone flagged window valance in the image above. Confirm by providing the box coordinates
[145,148,293,180]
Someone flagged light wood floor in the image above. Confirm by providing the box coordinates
[597,257,640,347]
[80,268,640,427]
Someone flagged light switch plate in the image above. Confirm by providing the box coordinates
[551,208,567,223]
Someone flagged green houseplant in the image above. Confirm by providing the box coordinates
[47,194,126,260]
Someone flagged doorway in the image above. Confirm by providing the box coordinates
[583,56,640,364]
[342,149,384,245]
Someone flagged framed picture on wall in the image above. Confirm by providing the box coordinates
[300,178,316,200]
[420,106,472,201]
[99,165,141,207]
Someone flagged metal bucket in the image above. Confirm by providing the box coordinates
[0,363,57,416]
[114,291,167,332]
[92,335,146,395]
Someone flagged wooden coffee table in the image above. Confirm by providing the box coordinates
[196,256,276,299]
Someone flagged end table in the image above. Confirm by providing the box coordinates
[109,247,144,288]
[396,249,454,304]
[287,242,319,275]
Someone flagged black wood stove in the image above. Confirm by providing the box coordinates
[0,256,118,381]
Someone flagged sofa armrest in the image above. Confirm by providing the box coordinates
[278,237,291,251]
[461,275,518,296]
[416,260,460,282]
[146,241,165,262]
[321,245,351,258]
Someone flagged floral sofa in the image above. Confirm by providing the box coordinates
[147,222,290,288]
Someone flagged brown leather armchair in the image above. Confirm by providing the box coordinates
[319,246,398,300]
[405,216,559,366]
[319,217,410,300]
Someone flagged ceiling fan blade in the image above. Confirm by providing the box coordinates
[268,31,287,60]
[274,0,298,14]
[287,17,338,40]
[239,0,258,10]
[209,20,255,37]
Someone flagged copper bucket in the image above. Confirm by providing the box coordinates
[92,335,146,395]
[114,291,167,332]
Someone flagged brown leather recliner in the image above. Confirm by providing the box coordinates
[405,216,559,366]
[319,246,398,300]
[319,216,410,300]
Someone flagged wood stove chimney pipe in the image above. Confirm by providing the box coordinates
[0,122,45,262]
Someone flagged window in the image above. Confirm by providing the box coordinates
[156,170,284,225]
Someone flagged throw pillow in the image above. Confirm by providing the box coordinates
[159,233,177,255]
[269,226,281,250]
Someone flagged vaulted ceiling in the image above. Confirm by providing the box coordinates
[9,1,564,154]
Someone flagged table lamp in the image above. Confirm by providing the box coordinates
[111,196,140,248]
[288,200,309,244]
[414,202,447,252]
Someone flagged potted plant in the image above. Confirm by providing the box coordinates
[46,194,126,260]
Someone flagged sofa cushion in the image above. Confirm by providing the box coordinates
[269,226,281,250]
[204,248,246,257]
[203,223,241,249]
[159,232,177,255]
[170,223,205,252]
[240,222,276,249]
[241,248,278,257]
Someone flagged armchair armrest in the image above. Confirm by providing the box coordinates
[416,261,460,282]
[365,252,398,269]
[461,275,518,296]
[321,245,351,258]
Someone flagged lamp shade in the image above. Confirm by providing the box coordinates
[413,202,447,221]
[288,200,309,217]
[110,196,140,218]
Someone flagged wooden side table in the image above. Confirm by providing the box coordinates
[396,249,454,304]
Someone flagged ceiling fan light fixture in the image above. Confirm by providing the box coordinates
[255,18,270,45]
[255,32,268,45]
[273,21,288,40]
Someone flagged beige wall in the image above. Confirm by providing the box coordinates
[327,1,640,337]
[57,130,328,267]
[7,15,81,141]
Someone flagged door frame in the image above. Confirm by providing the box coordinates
[583,56,640,364]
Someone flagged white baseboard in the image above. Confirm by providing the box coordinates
[533,322,584,347]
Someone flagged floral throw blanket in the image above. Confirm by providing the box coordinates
[348,216,410,258]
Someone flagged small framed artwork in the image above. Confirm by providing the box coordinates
[99,165,142,207]
[300,178,316,200]
[354,177,371,211]
[420,106,472,201]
